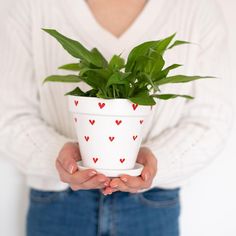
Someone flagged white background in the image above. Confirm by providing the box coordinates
[0,0,235,235]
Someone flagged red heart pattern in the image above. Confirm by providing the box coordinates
[115,120,122,125]
[109,136,115,142]
[74,100,79,106]
[72,100,147,167]
[98,102,105,109]
[89,120,95,125]
[132,103,138,111]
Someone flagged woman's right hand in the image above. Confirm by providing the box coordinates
[56,142,111,191]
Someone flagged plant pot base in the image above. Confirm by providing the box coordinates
[77,161,144,177]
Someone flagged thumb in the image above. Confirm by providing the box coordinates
[137,147,157,182]
[57,142,81,174]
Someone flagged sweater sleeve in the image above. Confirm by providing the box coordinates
[141,1,233,189]
[0,0,73,189]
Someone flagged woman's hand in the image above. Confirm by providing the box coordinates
[102,147,158,195]
[56,142,111,191]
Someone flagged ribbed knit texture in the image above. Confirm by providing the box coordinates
[0,0,232,190]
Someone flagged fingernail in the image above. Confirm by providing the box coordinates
[121,177,127,182]
[112,184,118,188]
[89,171,97,177]
[99,178,106,182]
[69,165,75,174]
[104,182,109,186]
[144,173,149,181]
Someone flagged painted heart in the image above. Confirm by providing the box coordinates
[84,136,89,142]
[120,158,125,163]
[133,135,138,141]
[140,120,144,124]
[74,100,79,106]
[109,136,115,142]
[89,120,95,125]
[74,117,77,123]
[132,103,138,111]
[98,102,105,109]
[93,157,98,163]
[115,120,122,125]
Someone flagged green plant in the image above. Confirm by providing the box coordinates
[42,29,213,105]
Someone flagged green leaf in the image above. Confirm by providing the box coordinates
[79,68,112,81]
[84,88,98,97]
[154,33,176,53]
[106,72,129,88]
[129,95,156,106]
[65,87,86,96]
[128,88,156,105]
[168,40,190,50]
[78,67,91,76]
[156,75,215,86]
[42,29,214,103]
[153,64,183,82]
[133,55,149,73]
[141,73,160,92]
[125,41,159,72]
[43,74,82,84]
[58,63,81,71]
[147,53,165,76]
[92,68,112,80]
[151,94,194,100]
[161,64,182,75]
[109,55,125,69]
[91,48,108,67]
[96,90,108,99]
[42,28,103,67]
[81,70,109,91]
[125,33,176,72]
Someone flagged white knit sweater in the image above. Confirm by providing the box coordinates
[0,0,232,191]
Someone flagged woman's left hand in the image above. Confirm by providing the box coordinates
[102,146,158,195]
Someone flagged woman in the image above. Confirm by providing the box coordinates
[0,0,231,235]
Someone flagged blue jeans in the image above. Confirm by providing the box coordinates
[27,187,180,236]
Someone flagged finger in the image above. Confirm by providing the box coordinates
[56,160,97,184]
[105,187,137,195]
[80,174,110,189]
[137,147,157,166]
[102,186,119,195]
[70,178,110,192]
[57,142,81,174]
[140,160,157,184]
[102,187,113,195]
[109,178,131,192]
[119,175,149,189]
[137,148,157,182]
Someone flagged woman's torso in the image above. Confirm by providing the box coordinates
[30,0,202,142]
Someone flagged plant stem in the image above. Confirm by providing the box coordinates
[112,85,116,98]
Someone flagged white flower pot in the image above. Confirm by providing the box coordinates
[68,95,152,177]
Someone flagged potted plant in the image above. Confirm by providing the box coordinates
[42,29,212,177]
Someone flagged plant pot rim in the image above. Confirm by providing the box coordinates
[68,95,152,104]
[68,95,153,116]
[77,161,144,177]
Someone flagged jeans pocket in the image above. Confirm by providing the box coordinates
[137,187,180,208]
[30,188,71,203]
